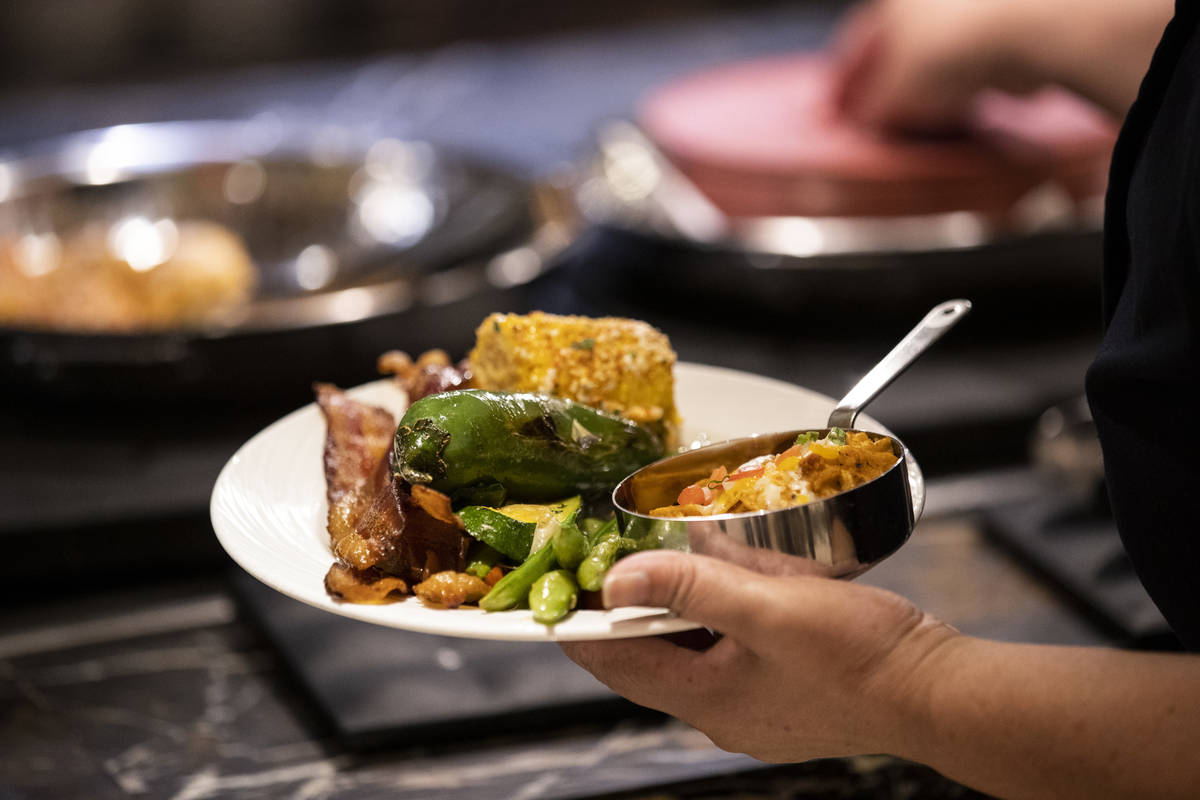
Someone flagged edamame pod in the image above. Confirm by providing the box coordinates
[529,570,579,625]
[582,517,618,546]
[552,519,589,571]
[576,531,639,592]
[579,517,608,538]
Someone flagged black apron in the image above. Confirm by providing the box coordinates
[1086,1,1200,650]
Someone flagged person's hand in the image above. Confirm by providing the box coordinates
[832,0,1038,131]
[559,549,960,762]
[832,0,1172,128]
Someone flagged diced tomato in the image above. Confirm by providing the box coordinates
[728,466,765,482]
[776,444,807,461]
[677,485,714,505]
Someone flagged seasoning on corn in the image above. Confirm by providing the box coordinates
[469,311,681,449]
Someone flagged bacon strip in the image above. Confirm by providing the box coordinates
[316,384,469,598]
[316,383,398,570]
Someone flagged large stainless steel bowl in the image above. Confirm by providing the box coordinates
[0,120,577,401]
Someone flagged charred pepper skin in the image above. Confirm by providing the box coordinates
[393,390,664,503]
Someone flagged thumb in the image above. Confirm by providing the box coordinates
[602,549,779,637]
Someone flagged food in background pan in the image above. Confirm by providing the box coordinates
[318,312,679,625]
[650,427,899,518]
[0,219,256,332]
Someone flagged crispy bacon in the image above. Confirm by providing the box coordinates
[316,383,398,571]
[316,384,469,600]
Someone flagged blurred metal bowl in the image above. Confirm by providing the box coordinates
[0,120,577,401]
[568,120,1103,326]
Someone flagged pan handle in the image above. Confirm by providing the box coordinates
[827,298,972,429]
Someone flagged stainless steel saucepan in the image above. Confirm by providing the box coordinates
[614,298,972,579]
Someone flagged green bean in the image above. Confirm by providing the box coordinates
[529,570,579,625]
[552,519,589,571]
[479,541,556,612]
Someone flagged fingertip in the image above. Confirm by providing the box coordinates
[602,569,650,608]
[602,550,689,608]
[602,550,770,635]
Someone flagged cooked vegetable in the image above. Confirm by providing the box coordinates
[479,540,557,612]
[458,496,581,561]
[579,517,608,539]
[577,525,639,592]
[469,311,681,449]
[651,429,898,518]
[551,518,589,570]
[583,516,618,545]
[414,571,491,608]
[464,542,504,579]
[393,390,663,503]
[529,570,579,625]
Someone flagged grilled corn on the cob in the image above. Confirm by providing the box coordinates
[469,311,680,448]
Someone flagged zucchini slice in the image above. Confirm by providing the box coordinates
[459,495,581,561]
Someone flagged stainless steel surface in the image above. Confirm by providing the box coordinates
[576,119,1103,256]
[1,120,576,336]
[0,120,580,401]
[828,298,972,428]
[571,120,1103,326]
[614,428,915,578]
[585,120,730,243]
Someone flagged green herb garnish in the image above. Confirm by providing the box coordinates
[571,338,595,351]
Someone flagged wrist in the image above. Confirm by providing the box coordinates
[860,615,969,762]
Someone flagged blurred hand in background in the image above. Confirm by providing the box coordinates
[832,0,1174,131]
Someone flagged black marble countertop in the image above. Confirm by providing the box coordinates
[0,511,1112,800]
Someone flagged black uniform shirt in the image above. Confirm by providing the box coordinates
[1087,1,1200,650]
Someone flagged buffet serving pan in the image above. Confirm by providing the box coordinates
[0,120,577,402]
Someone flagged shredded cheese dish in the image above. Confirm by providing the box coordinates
[649,428,899,517]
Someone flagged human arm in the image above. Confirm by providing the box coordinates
[560,550,1200,799]
[833,0,1174,129]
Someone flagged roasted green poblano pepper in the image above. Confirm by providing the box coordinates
[393,390,663,504]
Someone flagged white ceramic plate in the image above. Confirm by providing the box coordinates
[211,362,921,641]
